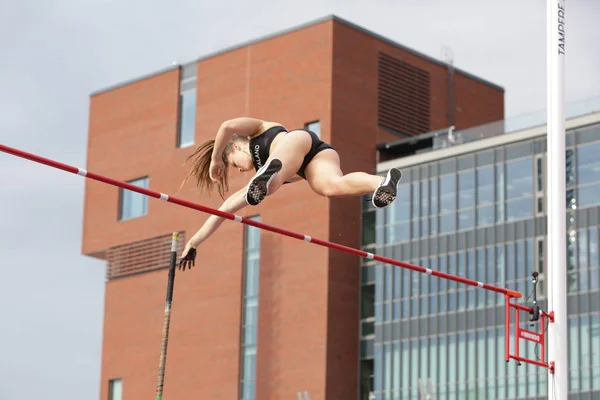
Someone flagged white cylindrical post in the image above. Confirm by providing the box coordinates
[546,0,568,399]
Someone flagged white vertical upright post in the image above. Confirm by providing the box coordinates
[546,0,568,399]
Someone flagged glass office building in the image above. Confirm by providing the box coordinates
[360,109,600,399]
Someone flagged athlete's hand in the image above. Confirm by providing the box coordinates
[179,242,197,270]
[209,159,225,182]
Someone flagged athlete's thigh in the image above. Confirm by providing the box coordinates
[268,129,312,178]
[304,149,342,195]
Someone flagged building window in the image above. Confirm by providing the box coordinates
[177,63,197,148]
[504,156,534,221]
[576,141,600,207]
[305,120,321,138]
[240,215,260,400]
[108,378,122,400]
[457,169,474,230]
[535,154,544,215]
[439,174,456,233]
[476,165,494,226]
[119,177,148,221]
[178,89,196,147]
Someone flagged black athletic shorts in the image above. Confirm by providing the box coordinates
[296,128,334,179]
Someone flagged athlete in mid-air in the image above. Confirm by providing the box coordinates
[178,117,402,269]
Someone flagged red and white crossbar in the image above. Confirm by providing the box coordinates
[0,143,521,299]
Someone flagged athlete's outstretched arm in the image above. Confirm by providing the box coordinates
[179,186,248,269]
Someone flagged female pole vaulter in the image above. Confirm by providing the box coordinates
[178,117,402,268]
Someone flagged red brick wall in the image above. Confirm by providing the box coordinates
[241,21,335,400]
[330,20,504,149]
[87,64,250,400]
[86,20,339,400]
[452,71,505,129]
[83,68,182,255]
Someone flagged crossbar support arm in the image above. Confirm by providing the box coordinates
[505,295,555,371]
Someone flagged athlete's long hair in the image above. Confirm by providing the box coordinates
[180,135,249,199]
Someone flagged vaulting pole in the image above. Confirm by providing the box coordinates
[155,232,179,400]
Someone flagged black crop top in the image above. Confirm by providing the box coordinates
[249,125,288,171]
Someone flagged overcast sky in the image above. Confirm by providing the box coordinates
[1,0,599,399]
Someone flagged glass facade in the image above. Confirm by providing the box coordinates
[240,215,260,400]
[360,122,600,399]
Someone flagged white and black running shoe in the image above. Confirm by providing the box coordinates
[372,168,403,208]
[244,158,283,206]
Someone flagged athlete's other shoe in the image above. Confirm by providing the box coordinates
[245,158,283,206]
[372,168,403,208]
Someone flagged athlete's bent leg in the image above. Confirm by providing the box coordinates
[304,150,402,207]
[305,150,378,196]
[244,130,311,205]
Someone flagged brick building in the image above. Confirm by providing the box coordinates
[82,15,504,400]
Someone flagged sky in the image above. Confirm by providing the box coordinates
[0,0,599,398]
